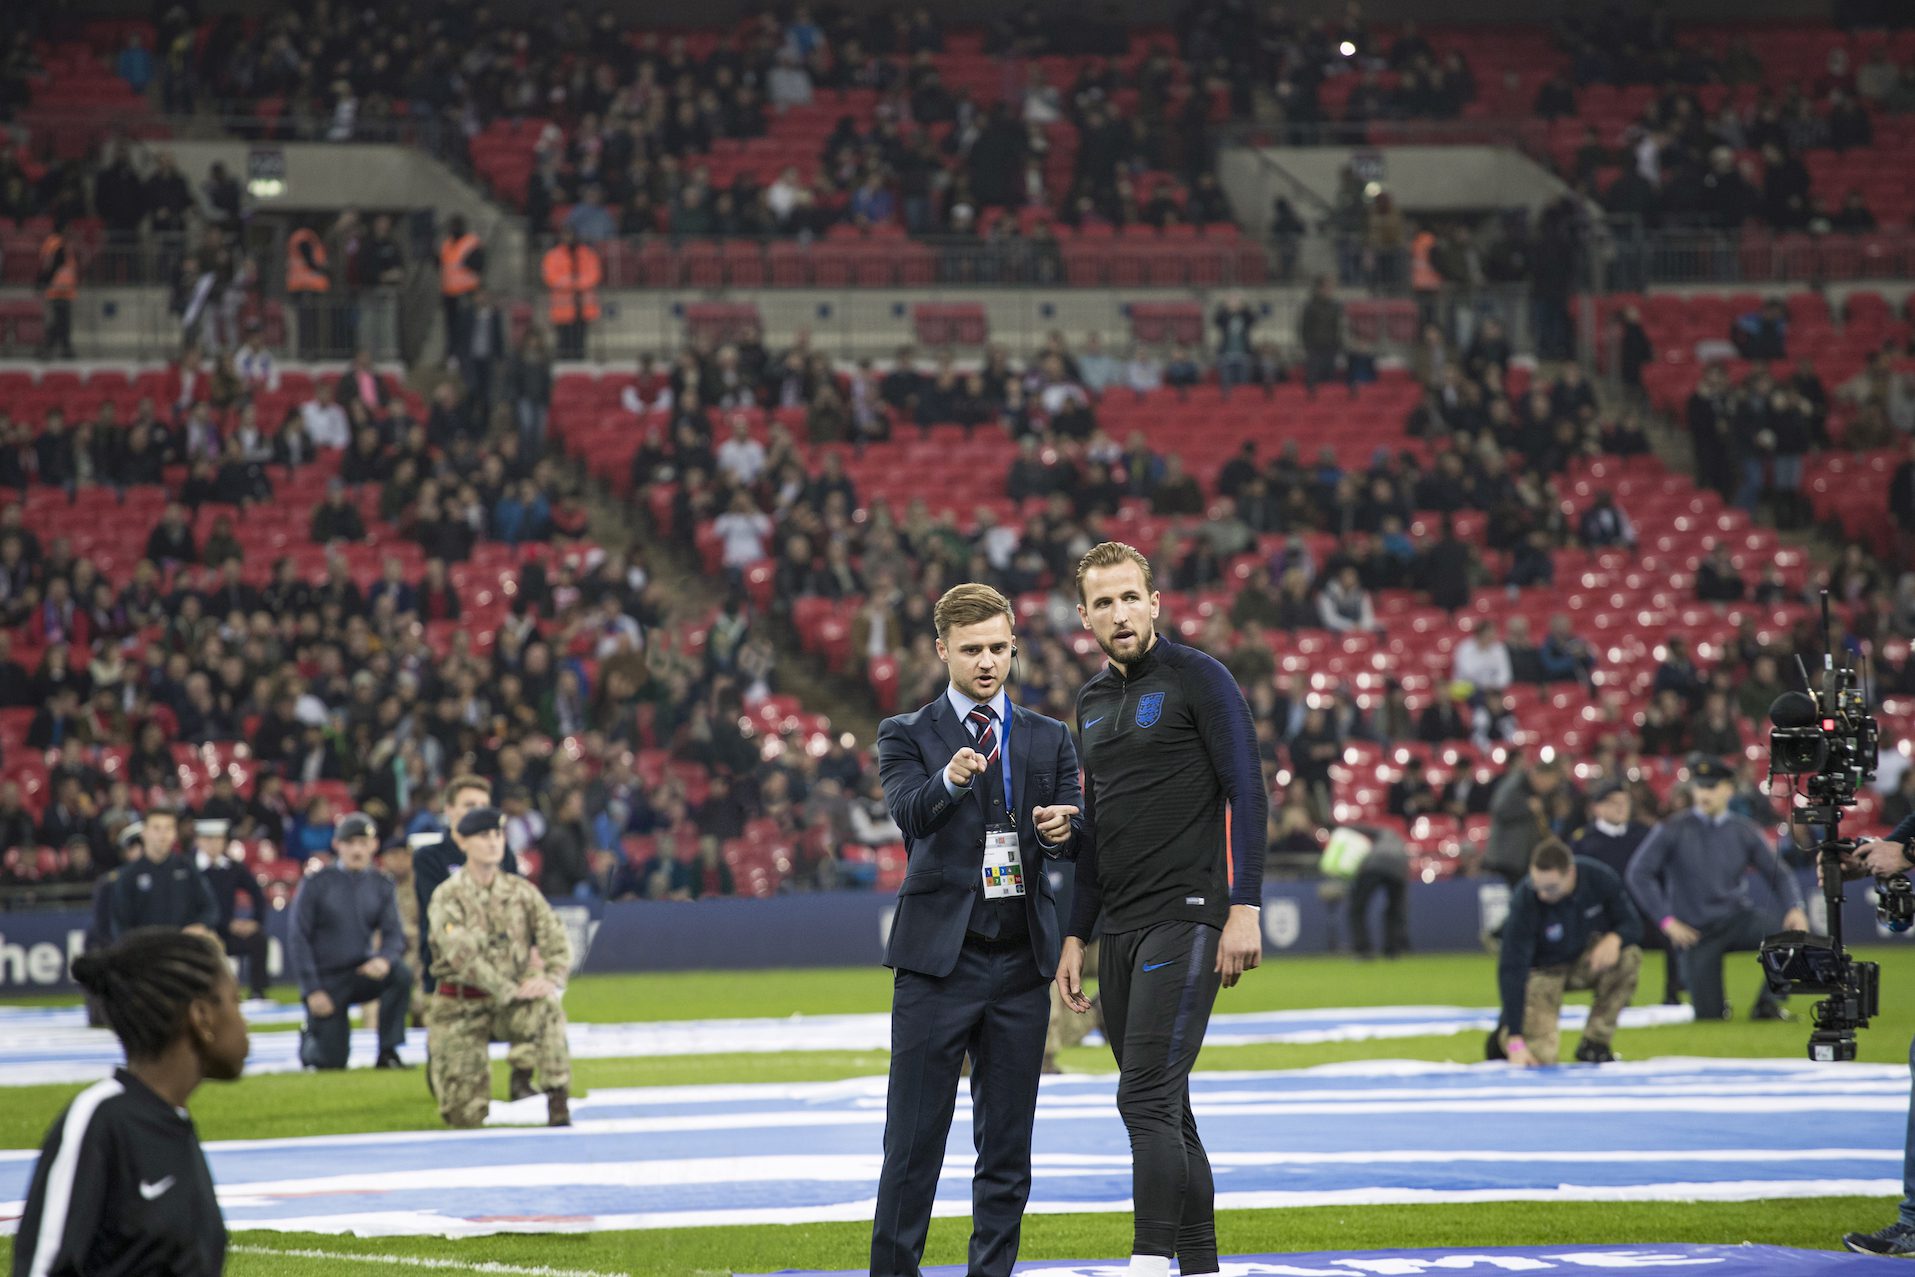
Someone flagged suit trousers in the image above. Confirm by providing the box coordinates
[299,962,412,1068]
[1349,866,1408,957]
[221,925,270,997]
[872,937,1049,1277]
[1680,907,1784,1021]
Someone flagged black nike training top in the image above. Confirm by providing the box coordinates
[10,1068,225,1277]
[1068,634,1268,937]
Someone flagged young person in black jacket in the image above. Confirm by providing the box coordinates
[11,927,248,1277]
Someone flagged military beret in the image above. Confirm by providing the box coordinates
[334,812,378,842]
[457,806,505,837]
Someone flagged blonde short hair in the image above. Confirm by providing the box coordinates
[1074,541,1156,604]
[934,583,1014,638]
[443,774,493,808]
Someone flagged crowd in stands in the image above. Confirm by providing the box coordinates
[21,4,1887,248]
[6,4,1914,325]
[0,315,918,908]
[509,6,1250,243]
[605,288,1915,859]
[9,277,1915,906]
[10,4,1915,244]
[8,5,1915,910]
[4,4,1245,241]
[1543,14,1915,234]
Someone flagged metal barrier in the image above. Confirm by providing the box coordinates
[4,267,1540,366]
[0,285,403,363]
[32,214,1908,365]
[524,232,1274,294]
[16,102,471,174]
[1599,218,1915,288]
[1219,118,1560,170]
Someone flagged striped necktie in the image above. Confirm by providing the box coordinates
[967,704,999,769]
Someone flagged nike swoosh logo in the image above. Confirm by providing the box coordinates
[1083,717,1104,729]
[1142,960,1178,972]
[139,1176,176,1200]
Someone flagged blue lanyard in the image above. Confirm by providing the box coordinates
[996,701,1013,815]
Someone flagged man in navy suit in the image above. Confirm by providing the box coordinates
[871,582,1086,1277]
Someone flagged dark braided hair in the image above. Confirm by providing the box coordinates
[71,928,228,1062]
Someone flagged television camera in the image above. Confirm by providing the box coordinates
[1756,595,1897,1062]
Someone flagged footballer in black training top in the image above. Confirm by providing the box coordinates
[1058,541,1267,1277]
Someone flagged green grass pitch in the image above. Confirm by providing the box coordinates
[3,949,1908,1274]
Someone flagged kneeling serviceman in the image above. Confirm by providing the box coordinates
[427,805,574,1127]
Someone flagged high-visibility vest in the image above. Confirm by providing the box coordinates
[286,228,330,293]
[1409,230,1440,291]
[39,235,77,301]
[439,232,482,296]
[542,244,602,324]
[1318,827,1373,880]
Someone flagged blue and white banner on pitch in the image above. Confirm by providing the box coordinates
[0,1004,1695,1088]
[0,1059,1897,1239]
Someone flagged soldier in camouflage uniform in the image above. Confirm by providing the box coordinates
[426,806,574,1128]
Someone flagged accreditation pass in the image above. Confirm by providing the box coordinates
[981,828,1026,899]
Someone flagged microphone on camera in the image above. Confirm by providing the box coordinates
[1768,690,1817,730]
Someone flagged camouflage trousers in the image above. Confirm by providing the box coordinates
[1523,942,1643,1065]
[427,993,571,1129]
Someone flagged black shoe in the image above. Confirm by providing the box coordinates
[1751,1003,1794,1022]
[375,1050,412,1070]
[509,1067,536,1101]
[1574,1039,1618,1064]
[1844,1221,1915,1257]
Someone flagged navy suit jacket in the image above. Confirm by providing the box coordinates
[877,693,1085,979]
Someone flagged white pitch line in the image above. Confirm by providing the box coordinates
[230,1178,1898,1236]
[228,1244,621,1276]
[198,1146,1908,1201]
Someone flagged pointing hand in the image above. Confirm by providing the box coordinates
[1033,804,1079,844]
[946,747,987,788]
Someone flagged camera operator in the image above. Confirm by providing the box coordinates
[1624,757,1807,1022]
[1839,826,1915,1258]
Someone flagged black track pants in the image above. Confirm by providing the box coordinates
[1098,919,1224,1271]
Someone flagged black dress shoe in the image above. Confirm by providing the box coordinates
[375,1050,413,1069]
[1574,1039,1618,1064]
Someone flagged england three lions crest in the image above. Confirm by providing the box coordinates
[1135,691,1165,728]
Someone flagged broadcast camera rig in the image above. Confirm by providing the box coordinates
[1757,593,1905,1062]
